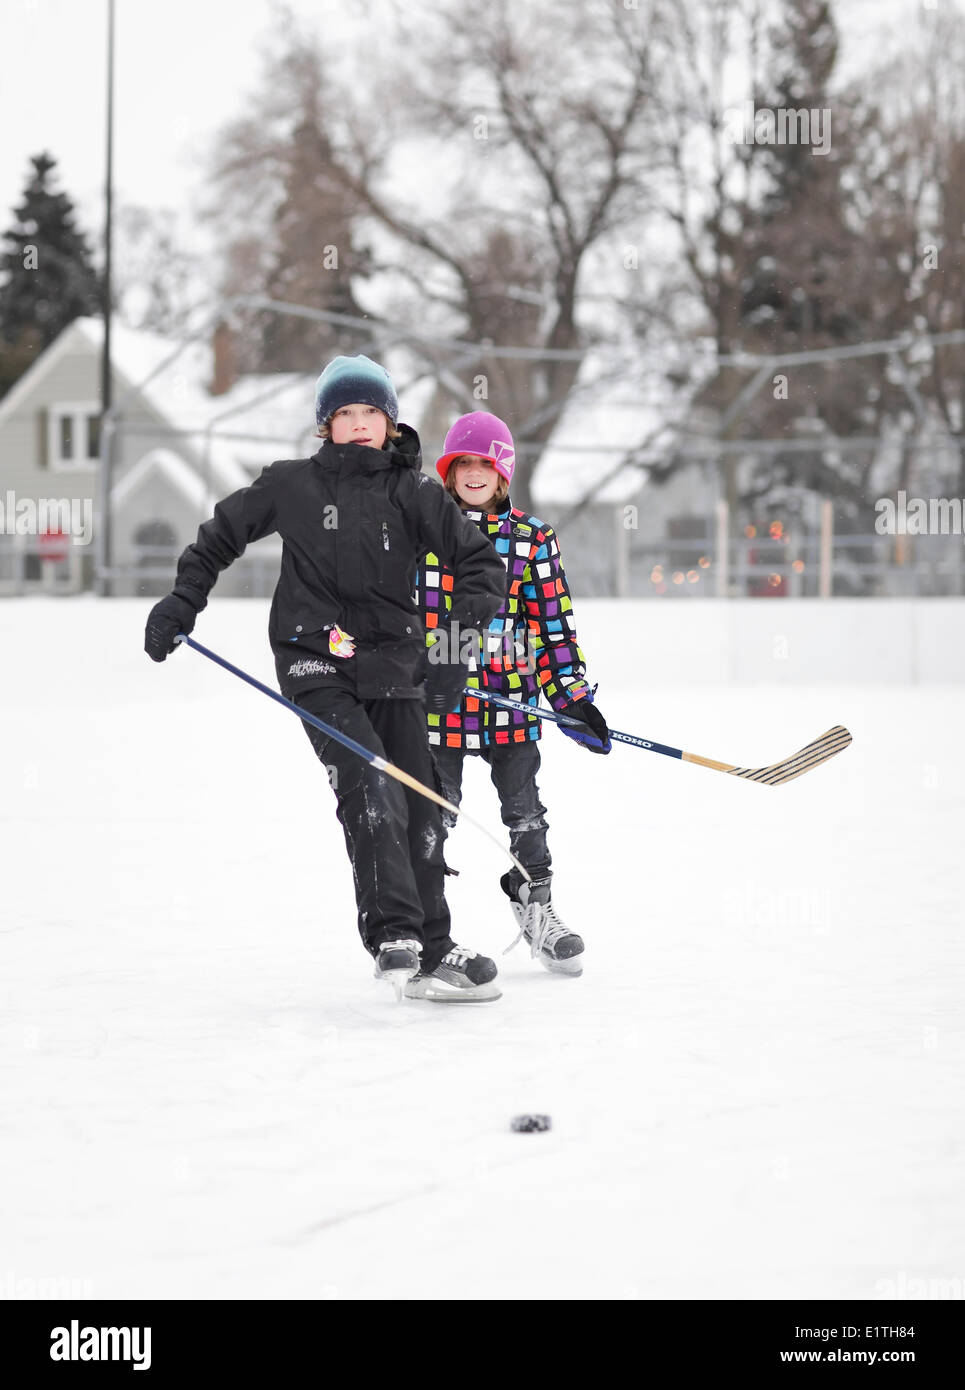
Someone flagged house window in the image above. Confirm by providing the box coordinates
[134,519,179,599]
[49,403,101,469]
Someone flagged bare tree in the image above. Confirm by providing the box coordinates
[645,0,963,520]
[843,7,965,496]
[114,205,199,337]
[206,16,375,373]
[650,0,776,360]
[367,0,662,507]
[206,0,663,508]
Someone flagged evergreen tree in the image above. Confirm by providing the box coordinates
[0,152,101,392]
[728,2,893,518]
[740,0,857,347]
[740,0,844,363]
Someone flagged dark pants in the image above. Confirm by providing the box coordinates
[297,688,452,973]
[432,741,551,887]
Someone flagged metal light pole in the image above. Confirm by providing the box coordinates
[98,0,115,595]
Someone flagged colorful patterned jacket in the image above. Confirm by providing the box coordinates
[415,499,592,751]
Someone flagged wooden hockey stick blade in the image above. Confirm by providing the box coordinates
[682,725,852,786]
[466,685,851,786]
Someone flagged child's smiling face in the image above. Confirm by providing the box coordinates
[329,403,388,449]
[452,455,499,508]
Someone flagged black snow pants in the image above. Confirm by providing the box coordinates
[432,741,552,888]
[297,687,453,973]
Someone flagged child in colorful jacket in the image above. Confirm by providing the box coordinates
[416,411,611,977]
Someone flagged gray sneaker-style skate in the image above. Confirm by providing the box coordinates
[404,945,501,1003]
[501,874,584,977]
[373,938,422,1001]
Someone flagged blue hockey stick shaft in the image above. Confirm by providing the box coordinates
[175,633,531,875]
[464,685,678,757]
[464,685,852,786]
[178,633,386,761]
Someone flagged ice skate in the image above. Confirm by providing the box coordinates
[403,945,501,1002]
[501,874,584,976]
[373,938,422,1001]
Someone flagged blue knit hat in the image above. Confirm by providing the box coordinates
[314,354,399,430]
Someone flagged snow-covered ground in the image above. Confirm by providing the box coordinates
[2,597,962,1300]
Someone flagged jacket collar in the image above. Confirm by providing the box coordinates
[314,421,423,474]
[463,496,513,523]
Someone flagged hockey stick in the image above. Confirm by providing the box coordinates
[175,634,530,881]
[466,686,852,786]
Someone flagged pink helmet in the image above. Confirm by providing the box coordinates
[435,411,516,484]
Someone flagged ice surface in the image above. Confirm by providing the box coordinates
[1,598,962,1300]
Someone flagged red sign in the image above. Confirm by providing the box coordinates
[39,527,69,564]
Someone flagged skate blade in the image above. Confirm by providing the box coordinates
[379,967,418,1002]
[403,977,502,1003]
[538,955,583,977]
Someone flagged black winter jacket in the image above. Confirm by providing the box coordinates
[171,425,505,699]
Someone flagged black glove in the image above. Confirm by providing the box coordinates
[424,624,477,715]
[144,593,199,663]
[557,697,611,754]
[424,655,471,715]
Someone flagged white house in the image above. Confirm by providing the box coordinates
[0,318,441,596]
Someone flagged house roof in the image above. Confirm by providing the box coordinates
[0,315,224,435]
[8,316,704,511]
[0,318,96,428]
[111,446,211,512]
[0,317,442,501]
[80,319,436,456]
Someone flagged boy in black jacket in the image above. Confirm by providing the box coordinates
[145,354,505,1002]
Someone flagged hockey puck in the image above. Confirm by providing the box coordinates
[510,1114,551,1133]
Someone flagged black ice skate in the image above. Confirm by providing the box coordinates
[501,874,584,977]
[373,938,422,1001]
[404,945,501,1003]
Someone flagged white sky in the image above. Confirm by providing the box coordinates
[0,0,943,247]
[0,0,375,238]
